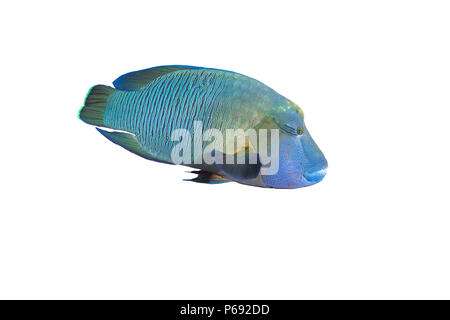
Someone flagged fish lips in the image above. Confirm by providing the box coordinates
[303,166,328,184]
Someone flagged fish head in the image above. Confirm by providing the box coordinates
[259,102,328,188]
[212,101,327,189]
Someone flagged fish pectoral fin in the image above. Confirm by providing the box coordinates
[113,65,200,91]
[213,149,262,181]
[96,128,173,165]
[184,170,230,184]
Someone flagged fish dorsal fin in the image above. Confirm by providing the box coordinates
[113,65,201,91]
[96,128,173,165]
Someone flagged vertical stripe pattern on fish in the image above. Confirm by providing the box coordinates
[79,65,327,188]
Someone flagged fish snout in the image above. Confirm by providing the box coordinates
[303,159,328,184]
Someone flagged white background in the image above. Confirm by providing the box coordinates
[1,0,449,299]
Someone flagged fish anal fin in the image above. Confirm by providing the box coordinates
[96,128,173,165]
[184,170,230,184]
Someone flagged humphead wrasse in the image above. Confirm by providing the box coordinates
[79,65,327,188]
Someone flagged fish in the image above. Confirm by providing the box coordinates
[78,65,327,188]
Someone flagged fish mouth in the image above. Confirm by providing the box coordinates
[303,168,327,184]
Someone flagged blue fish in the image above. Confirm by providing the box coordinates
[79,65,327,188]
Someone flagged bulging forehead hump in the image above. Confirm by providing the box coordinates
[287,100,304,118]
[270,99,304,128]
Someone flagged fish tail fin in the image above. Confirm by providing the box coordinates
[78,85,116,127]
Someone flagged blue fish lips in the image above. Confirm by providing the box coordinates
[303,158,328,184]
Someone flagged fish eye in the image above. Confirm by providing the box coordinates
[297,127,304,135]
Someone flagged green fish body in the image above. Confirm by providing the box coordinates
[79,65,327,188]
